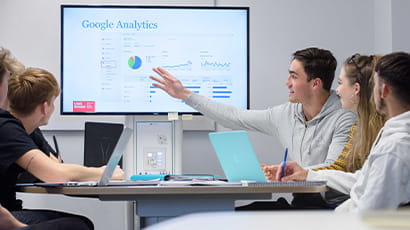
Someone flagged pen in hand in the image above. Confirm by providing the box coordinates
[280,148,288,180]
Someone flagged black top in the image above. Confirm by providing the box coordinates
[0,109,56,211]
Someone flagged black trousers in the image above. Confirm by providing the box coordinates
[12,209,94,230]
[236,193,339,211]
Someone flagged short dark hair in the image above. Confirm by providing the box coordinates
[292,47,337,91]
[375,52,410,106]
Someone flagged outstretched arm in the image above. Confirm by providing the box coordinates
[150,67,192,100]
[150,67,277,136]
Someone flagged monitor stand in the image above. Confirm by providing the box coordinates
[123,116,183,229]
[123,115,182,177]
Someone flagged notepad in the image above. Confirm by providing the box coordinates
[245,181,327,187]
[130,174,217,181]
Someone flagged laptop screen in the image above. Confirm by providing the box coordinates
[98,127,132,185]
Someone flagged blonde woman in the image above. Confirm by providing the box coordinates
[314,54,386,173]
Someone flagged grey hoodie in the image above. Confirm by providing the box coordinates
[186,90,356,168]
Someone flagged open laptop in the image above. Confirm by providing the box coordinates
[209,131,327,187]
[28,127,158,187]
[208,131,267,182]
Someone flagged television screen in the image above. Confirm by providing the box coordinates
[61,5,249,114]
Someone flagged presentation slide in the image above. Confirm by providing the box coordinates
[62,7,248,114]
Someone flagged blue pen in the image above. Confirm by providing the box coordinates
[280,148,288,179]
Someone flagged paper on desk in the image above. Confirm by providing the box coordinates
[159,180,242,186]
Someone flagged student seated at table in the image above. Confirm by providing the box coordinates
[259,54,386,209]
[150,47,356,209]
[0,62,124,227]
[150,47,356,169]
[268,52,410,212]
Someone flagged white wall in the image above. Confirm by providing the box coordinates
[2,0,408,229]
[374,0,393,54]
[392,0,410,52]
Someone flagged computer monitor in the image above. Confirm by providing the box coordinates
[83,121,124,167]
[61,5,249,115]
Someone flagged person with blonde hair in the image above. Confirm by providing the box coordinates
[0,47,24,110]
[0,50,124,229]
[313,54,386,173]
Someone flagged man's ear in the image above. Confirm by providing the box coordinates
[312,77,322,89]
[381,83,390,98]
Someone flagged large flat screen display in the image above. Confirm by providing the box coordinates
[61,5,249,114]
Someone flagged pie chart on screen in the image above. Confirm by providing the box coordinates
[128,56,142,69]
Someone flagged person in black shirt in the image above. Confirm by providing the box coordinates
[0,47,124,229]
[0,110,60,210]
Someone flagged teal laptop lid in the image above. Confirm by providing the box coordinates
[209,131,267,182]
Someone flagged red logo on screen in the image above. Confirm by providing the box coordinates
[73,101,95,112]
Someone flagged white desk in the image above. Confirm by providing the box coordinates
[19,184,327,228]
[145,210,403,230]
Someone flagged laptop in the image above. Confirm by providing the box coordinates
[209,131,327,187]
[27,127,158,187]
[208,131,267,182]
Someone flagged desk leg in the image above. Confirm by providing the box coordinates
[134,194,271,228]
[99,193,272,229]
[136,198,234,228]
[139,217,173,228]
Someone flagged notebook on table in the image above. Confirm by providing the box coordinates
[208,131,326,187]
[19,127,159,187]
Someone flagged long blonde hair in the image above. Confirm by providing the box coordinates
[0,46,25,81]
[343,55,386,172]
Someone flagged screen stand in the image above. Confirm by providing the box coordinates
[123,116,182,177]
[123,116,183,229]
